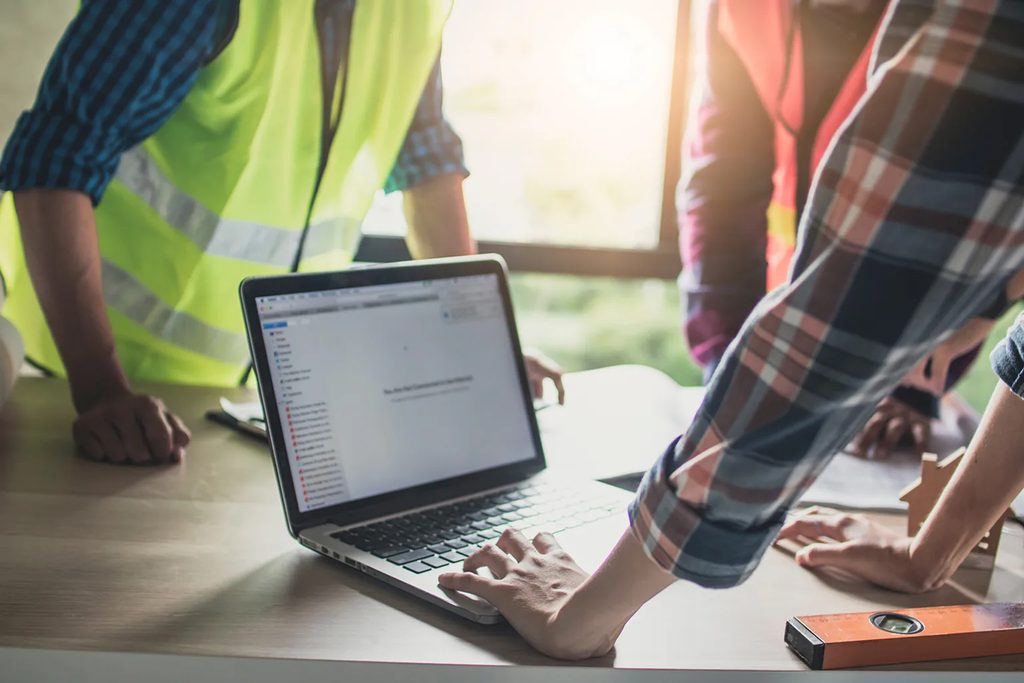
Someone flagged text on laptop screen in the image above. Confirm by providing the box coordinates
[255,274,537,513]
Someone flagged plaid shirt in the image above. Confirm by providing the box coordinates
[630,0,1024,587]
[0,0,466,206]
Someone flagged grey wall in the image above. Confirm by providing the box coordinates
[0,0,76,147]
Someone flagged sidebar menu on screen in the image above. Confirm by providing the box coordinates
[261,313,350,512]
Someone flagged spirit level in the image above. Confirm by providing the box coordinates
[785,603,1024,669]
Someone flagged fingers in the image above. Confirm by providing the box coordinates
[72,421,106,462]
[136,398,174,463]
[166,411,191,462]
[777,516,846,544]
[776,507,852,544]
[795,541,894,580]
[524,353,566,405]
[462,544,515,579]
[795,533,929,592]
[850,412,885,458]
[116,408,153,464]
[91,421,127,464]
[459,527,555,581]
[796,541,857,568]
[496,528,531,561]
[530,377,544,400]
[73,393,189,465]
[875,416,908,460]
[852,395,935,460]
[910,420,929,454]
[437,570,501,599]
[531,531,562,554]
[552,373,566,406]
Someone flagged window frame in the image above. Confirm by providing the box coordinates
[354,0,692,281]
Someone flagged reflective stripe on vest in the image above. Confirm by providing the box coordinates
[0,0,451,385]
[101,259,250,366]
[115,146,356,268]
[719,0,879,290]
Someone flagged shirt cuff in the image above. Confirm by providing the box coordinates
[627,437,784,588]
[0,110,121,206]
[990,311,1024,398]
[383,120,469,194]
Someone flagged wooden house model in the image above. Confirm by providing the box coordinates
[899,448,1012,569]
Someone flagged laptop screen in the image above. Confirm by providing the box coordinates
[255,273,538,513]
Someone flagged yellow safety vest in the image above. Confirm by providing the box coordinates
[0,0,450,386]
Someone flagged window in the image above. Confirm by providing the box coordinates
[359,0,691,279]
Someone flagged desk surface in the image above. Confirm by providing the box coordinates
[1,374,1022,674]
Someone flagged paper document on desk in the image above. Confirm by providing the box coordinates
[221,398,265,424]
[799,394,979,511]
[538,365,704,481]
[801,395,1024,514]
[538,365,1024,515]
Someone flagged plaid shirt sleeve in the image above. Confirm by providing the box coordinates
[384,56,469,193]
[629,0,1024,588]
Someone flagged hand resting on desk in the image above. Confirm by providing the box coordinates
[73,389,191,465]
[775,507,925,592]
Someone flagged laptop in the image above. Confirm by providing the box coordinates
[239,255,633,623]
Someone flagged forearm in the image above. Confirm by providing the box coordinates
[13,188,128,408]
[910,382,1024,587]
[402,172,476,259]
[557,529,676,648]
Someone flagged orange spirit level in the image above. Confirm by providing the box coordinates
[785,603,1024,669]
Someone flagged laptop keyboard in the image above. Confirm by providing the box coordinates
[329,482,623,574]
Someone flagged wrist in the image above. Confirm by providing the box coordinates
[549,581,622,658]
[69,367,131,412]
[907,535,954,591]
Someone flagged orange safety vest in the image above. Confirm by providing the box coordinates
[718,0,880,290]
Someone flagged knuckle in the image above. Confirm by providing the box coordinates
[138,395,161,412]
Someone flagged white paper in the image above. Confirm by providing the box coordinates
[538,364,703,480]
[539,366,1024,515]
[219,397,267,429]
[800,393,978,511]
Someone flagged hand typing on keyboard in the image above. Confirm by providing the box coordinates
[438,528,604,658]
[331,484,620,575]
[437,513,675,660]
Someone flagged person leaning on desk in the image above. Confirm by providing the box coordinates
[437,1,1024,659]
[0,0,563,464]
[676,0,986,461]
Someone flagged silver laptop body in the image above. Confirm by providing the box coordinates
[240,256,632,623]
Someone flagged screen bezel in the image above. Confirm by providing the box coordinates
[239,255,547,535]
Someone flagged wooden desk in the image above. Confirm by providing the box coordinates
[1,375,1022,681]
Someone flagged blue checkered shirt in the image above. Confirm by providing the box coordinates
[0,0,467,206]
